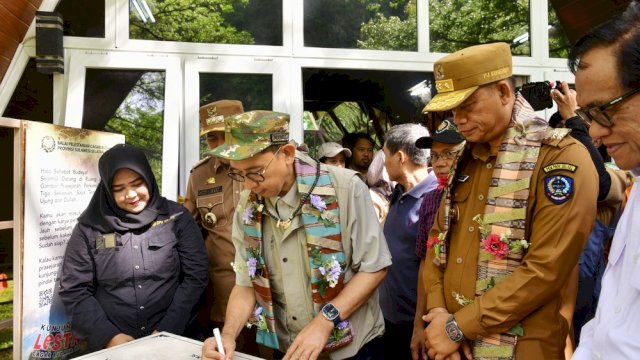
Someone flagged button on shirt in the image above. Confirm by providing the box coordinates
[573,169,640,359]
[379,171,436,324]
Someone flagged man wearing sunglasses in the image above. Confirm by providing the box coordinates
[420,42,598,360]
[569,2,640,359]
[201,110,391,360]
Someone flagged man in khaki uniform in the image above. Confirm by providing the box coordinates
[184,100,248,339]
[421,43,598,360]
[201,110,391,360]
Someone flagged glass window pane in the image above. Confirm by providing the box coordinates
[198,73,272,157]
[303,68,432,153]
[129,0,282,46]
[304,0,417,51]
[2,59,53,123]
[82,69,165,191]
[429,0,531,56]
[548,3,571,58]
[56,0,105,37]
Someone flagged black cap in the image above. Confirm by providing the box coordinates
[415,119,465,149]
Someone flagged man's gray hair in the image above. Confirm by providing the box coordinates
[384,124,430,165]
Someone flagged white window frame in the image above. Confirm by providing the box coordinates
[63,50,183,200]
[181,56,290,191]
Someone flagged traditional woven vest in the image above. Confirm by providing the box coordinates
[437,94,570,359]
[241,156,353,352]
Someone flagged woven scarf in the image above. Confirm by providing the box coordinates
[438,94,569,359]
[241,156,353,352]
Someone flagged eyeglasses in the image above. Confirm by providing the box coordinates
[227,147,281,183]
[575,87,640,128]
[431,149,461,163]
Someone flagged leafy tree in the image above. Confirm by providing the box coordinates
[429,0,530,55]
[304,0,410,49]
[104,72,165,191]
[130,0,254,44]
[358,0,416,51]
[548,3,571,58]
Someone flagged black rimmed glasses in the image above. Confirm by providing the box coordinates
[575,87,640,128]
[227,147,281,183]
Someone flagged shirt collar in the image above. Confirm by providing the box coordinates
[392,170,437,201]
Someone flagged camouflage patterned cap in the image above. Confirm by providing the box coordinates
[210,110,290,160]
[199,100,244,136]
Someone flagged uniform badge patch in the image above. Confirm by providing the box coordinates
[544,175,573,204]
[206,177,216,184]
[543,163,578,174]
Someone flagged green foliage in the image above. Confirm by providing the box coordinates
[358,0,416,51]
[130,0,255,44]
[305,0,411,49]
[0,328,10,351]
[358,14,417,51]
[429,0,530,55]
[104,72,165,191]
[548,3,571,58]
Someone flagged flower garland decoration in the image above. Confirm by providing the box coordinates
[303,194,339,227]
[310,247,343,297]
[473,214,530,260]
[426,232,446,257]
[242,201,264,225]
[329,320,351,341]
[246,306,269,331]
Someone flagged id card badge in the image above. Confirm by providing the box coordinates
[96,233,117,249]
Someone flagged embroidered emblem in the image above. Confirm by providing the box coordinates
[206,106,224,125]
[543,163,577,174]
[206,177,216,184]
[435,64,445,80]
[205,212,217,225]
[544,175,573,204]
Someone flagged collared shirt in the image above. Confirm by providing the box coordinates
[424,137,598,359]
[59,202,209,351]
[379,171,436,324]
[233,153,392,359]
[573,168,640,360]
[184,156,241,321]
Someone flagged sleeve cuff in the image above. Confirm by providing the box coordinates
[453,303,485,340]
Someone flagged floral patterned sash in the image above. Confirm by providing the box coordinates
[432,94,570,359]
[240,155,353,352]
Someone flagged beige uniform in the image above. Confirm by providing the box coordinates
[185,156,240,322]
[425,137,598,359]
[233,154,392,359]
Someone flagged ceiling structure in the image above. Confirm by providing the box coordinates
[0,0,42,83]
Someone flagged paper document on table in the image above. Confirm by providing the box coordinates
[72,332,264,360]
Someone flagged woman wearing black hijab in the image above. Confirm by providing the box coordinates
[59,144,208,351]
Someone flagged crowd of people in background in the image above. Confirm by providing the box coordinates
[59,1,640,359]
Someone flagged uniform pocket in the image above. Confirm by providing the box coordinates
[145,229,179,275]
[93,247,129,285]
[197,193,227,228]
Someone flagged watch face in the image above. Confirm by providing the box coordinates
[322,304,339,320]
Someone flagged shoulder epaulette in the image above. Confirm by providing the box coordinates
[190,156,211,173]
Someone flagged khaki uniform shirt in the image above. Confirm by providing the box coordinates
[233,153,392,359]
[185,156,241,322]
[424,137,598,360]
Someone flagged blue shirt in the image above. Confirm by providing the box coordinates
[379,171,437,324]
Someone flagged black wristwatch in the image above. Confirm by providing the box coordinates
[445,315,464,343]
[321,303,341,327]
